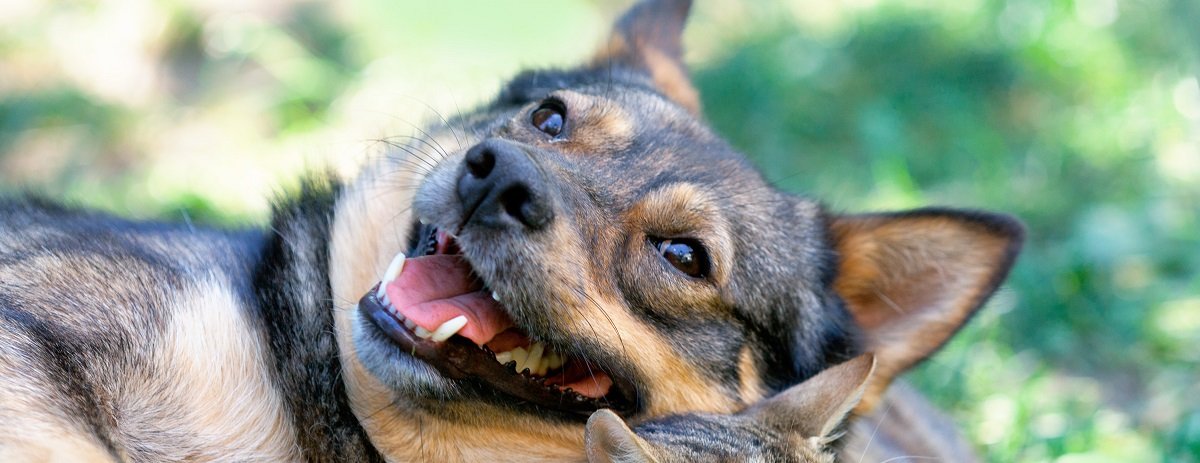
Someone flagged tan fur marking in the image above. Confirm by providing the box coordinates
[737,346,766,404]
[589,25,700,113]
[553,91,635,154]
[0,339,118,462]
[0,433,115,462]
[576,293,738,417]
[641,47,701,114]
[118,282,299,461]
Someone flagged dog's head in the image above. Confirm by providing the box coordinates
[585,354,876,463]
[328,0,1023,460]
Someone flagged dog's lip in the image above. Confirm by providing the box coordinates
[359,286,636,417]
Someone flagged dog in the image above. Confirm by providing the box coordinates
[584,354,876,463]
[0,0,1022,461]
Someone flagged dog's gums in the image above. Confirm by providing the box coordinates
[357,224,637,418]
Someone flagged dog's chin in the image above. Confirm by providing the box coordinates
[348,221,639,421]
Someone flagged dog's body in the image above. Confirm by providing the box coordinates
[0,190,377,461]
[0,1,1021,462]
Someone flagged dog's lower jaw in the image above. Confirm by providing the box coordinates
[340,310,587,462]
[350,306,460,397]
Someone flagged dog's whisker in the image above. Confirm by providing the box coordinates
[373,138,439,172]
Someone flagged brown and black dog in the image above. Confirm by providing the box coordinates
[0,1,1021,461]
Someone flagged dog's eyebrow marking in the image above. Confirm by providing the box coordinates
[547,91,635,152]
[624,182,733,284]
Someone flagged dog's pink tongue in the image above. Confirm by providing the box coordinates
[385,255,513,346]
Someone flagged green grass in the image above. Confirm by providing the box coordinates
[2,1,1197,461]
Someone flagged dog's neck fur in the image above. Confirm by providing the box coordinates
[251,178,383,462]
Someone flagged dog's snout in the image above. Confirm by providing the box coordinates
[457,139,555,230]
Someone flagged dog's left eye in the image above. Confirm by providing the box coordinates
[651,237,710,279]
[530,101,565,137]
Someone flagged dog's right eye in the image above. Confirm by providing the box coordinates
[530,101,565,137]
[650,237,710,279]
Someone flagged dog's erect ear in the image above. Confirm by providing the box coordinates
[586,409,658,463]
[593,0,699,113]
[749,354,876,438]
[829,208,1024,413]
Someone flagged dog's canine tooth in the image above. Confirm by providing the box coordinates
[376,252,406,299]
[494,351,513,366]
[510,347,529,372]
[380,293,391,308]
[414,326,433,339]
[526,343,544,375]
[430,316,468,342]
[490,291,500,302]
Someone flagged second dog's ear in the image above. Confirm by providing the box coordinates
[586,409,656,463]
[593,0,700,113]
[829,208,1024,413]
[749,353,876,439]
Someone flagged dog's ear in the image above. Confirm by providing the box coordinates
[586,409,658,463]
[749,353,876,438]
[592,0,700,113]
[829,208,1024,412]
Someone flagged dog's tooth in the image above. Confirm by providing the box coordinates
[526,343,544,375]
[404,319,416,330]
[414,326,433,339]
[546,351,563,370]
[491,291,500,302]
[495,351,513,366]
[430,316,468,342]
[511,347,529,372]
[376,252,406,298]
[381,293,391,308]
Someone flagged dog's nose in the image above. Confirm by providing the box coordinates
[457,138,555,230]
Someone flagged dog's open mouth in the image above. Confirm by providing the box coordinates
[358,223,636,418]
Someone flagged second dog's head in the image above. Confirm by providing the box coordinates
[328,1,1023,460]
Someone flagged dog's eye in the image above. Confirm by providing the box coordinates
[651,237,709,279]
[530,101,565,137]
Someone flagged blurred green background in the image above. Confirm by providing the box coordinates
[1,0,1196,461]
